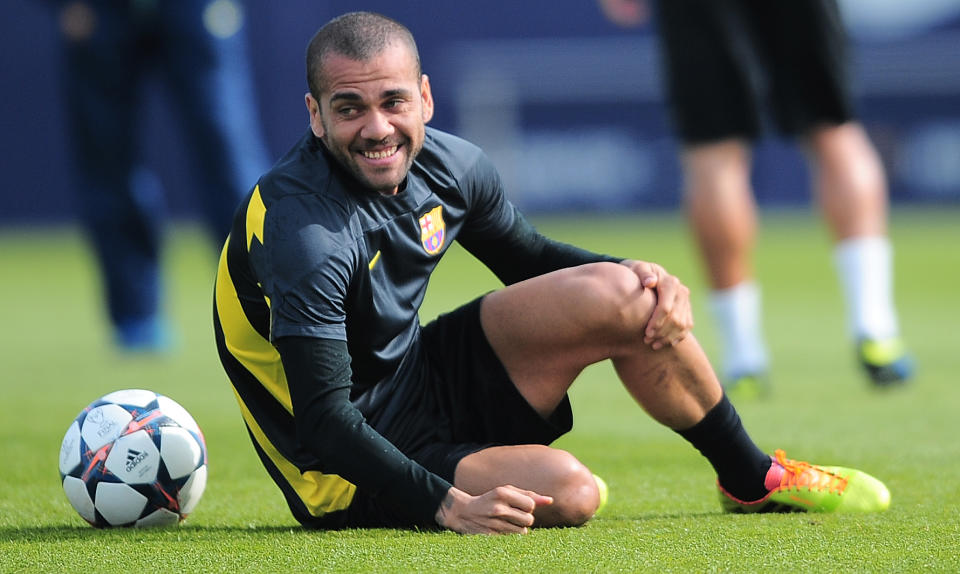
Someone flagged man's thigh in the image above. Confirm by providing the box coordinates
[479,262,654,417]
[420,296,573,459]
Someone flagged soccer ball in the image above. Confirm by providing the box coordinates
[58,389,208,527]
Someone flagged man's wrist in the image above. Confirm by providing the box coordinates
[434,487,455,528]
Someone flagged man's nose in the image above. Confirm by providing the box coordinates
[360,110,394,141]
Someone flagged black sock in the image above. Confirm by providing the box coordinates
[675,394,772,501]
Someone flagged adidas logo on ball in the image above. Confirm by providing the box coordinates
[125,448,149,473]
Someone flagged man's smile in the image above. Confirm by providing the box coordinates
[360,145,400,161]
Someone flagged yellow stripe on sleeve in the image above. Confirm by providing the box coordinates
[246,184,266,251]
[232,387,356,516]
[215,237,355,516]
[215,237,291,412]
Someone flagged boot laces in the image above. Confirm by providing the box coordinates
[774,449,848,494]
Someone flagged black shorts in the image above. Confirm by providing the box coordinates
[300,295,573,529]
[416,295,574,476]
[656,0,854,143]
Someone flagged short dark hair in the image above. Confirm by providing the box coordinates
[306,12,421,100]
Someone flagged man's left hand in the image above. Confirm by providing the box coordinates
[620,260,694,350]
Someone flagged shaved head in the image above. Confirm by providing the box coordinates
[306,11,421,100]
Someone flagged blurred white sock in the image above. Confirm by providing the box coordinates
[709,281,769,381]
[833,236,899,342]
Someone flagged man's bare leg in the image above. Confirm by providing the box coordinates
[451,262,733,526]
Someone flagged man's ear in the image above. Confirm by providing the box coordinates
[420,74,434,124]
[305,93,325,138]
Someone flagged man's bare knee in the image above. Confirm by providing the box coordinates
[534,451,601,527]
[577,263,656,340]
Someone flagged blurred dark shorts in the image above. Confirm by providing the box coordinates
[657,0,854,143]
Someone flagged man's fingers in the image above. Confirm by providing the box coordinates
[532,493,554,507]
[437,486,548,535]
[502,485,553,508]
[623,259,659,288]
[644,275,694,349]
[495,485,553,514]
[621,259,695,350]
[495,503,536,528]
[480,486,555,532]
[640,263,661,288]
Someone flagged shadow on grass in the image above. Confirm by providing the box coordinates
[1,510,724,543]
[0,524,451,543]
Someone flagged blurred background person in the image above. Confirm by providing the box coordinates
[52,0,271,351]
[598,0,913,398]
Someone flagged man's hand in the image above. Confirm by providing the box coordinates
[434,485,553,535]
[620,259,694,350]
[597,0,649,29]
[60,1,96,41]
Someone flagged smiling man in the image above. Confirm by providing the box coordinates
[305,41,428,195]
[213,11,890,535]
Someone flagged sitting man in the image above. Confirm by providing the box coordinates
[213,11,890,534]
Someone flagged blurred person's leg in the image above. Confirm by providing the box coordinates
[761,0,912,385]
[682,141,769,387]
[61,2,168,350]
[658,0,770,390]
[804,123,911,384]
[159,0,272,246]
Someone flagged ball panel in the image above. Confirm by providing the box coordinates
[59,421,82,476]
[159,426,203,479]
[95,482,147,526]
[156,396,201,434]
[80,404,133,452]
[136,508,181,527]
[105,429,160,484]
[101,389,157,408]
[178,464,208,515]
[63,476,96,524]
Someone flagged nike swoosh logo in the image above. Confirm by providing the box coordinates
[368,250,382,271]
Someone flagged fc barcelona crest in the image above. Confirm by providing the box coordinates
[418,205,445,255]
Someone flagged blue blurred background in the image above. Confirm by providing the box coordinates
[4,0,959,223]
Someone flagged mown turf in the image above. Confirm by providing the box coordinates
[1,207,957,573]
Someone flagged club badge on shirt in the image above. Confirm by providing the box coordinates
[418,205,445,255]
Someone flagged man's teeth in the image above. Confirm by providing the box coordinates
[362,146,398,159]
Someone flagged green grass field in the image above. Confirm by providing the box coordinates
[1,207,958,572]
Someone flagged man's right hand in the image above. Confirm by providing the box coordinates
[434,485,553,535]
[59,1,96,41]
[597,0,649,28]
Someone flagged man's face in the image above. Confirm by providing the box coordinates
[305,44,434,195]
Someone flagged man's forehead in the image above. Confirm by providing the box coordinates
[320,51,420,99]
[322,42,417,75]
